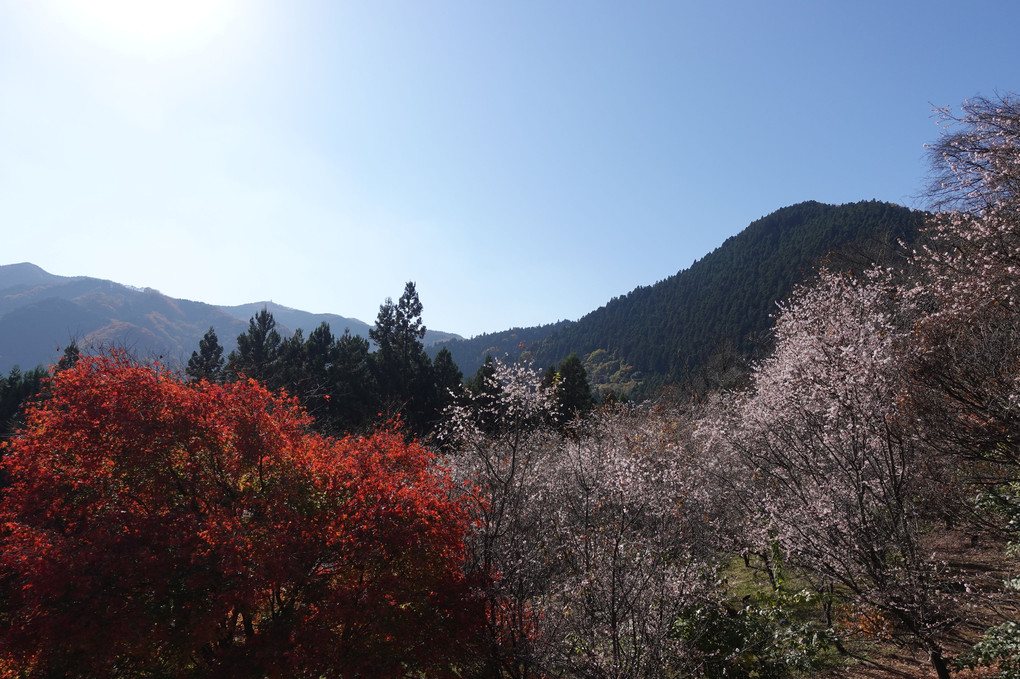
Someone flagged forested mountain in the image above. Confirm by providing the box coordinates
[2,200,920,384]
[429,319,574,372]
[437,200,925,391]
[0,263,461,374]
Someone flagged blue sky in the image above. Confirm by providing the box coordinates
[1,1,1018,338]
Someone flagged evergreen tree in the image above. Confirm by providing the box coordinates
[467,355,503,434]
[0,365,48,488]
[468,355,498,397]
[55,341,80,373]
[431,346,464,415]
[550,353,595,424]
[186,327,225,382]
[295,322,338,422]
[369,283,433,432]
[304,322,336,378]
[275,329,307,394]
[370,282,428,369]
[0,366,47,438]
[227,309,282,386]
[326,329,379,435]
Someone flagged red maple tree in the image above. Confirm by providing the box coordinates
[0,353,480,678]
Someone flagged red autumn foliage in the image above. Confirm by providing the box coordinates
[0,353,481,678]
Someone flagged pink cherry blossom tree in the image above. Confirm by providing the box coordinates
[701,268,965,679]
[442,359,564,679]
[443,360,724,678]
[540,407,719,678]
[909,93,1020,678]
[908,95,1020,470]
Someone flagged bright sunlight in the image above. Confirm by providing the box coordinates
[53,0,238,59]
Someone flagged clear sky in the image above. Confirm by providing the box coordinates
[1,1,1017,338]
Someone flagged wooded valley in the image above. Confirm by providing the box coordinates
[2,95,1020,678]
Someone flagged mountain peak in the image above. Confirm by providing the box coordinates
[0,262,67,291]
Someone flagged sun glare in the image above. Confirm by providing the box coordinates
[53,0,239,59]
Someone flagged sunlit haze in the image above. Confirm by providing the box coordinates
[51,0,239,59]
[2,1,1018,337]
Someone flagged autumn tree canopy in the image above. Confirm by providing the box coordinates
[0,353,480,679]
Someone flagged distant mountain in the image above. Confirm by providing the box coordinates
[217,302,371,339]
[427,320,573,374]
[0,262,61,290]
[0,263,248,373]
[216,302,461,348]
[0,263,461,374]
[436,200,926,392]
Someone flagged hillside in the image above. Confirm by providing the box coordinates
[436,200,926,391]
[0,264,461,374]
[0,263,249,373]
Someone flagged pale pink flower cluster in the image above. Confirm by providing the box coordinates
[443,358,722,677]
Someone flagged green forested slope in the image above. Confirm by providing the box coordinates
[438,200,924,391]
[431,320,573,379]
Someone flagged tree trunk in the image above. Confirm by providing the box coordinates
[929,646,952,679]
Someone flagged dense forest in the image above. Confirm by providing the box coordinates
[437,199,926,394]
[2,94,1020,678]
[0,285,600,446]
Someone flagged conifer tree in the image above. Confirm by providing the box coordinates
[369,283,433,432]
[186,327,225,383]
[325,329,379,434]
[0,365,47,443]
[431,346,465,415]
[551,353,595,423]
[55,341,80,373]
[227,309,282,386]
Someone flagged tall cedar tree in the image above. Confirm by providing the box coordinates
[547,353,595,424]
[431,346,465,413]
[324,329,379,434]
[0,366,47,437]
[369,282,434,433]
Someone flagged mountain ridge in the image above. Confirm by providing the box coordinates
[0,265,461,374]
[434,200,926,391]
[2,200,925,385]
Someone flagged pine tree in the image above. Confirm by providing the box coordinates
[227,309,282,386]
[325,329,379,434]
[369,283,433,432]
[55,341,80,373]
[186,327,225,383]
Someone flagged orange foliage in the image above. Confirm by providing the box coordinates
[835,603,894,643]
[0,353,480,678]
